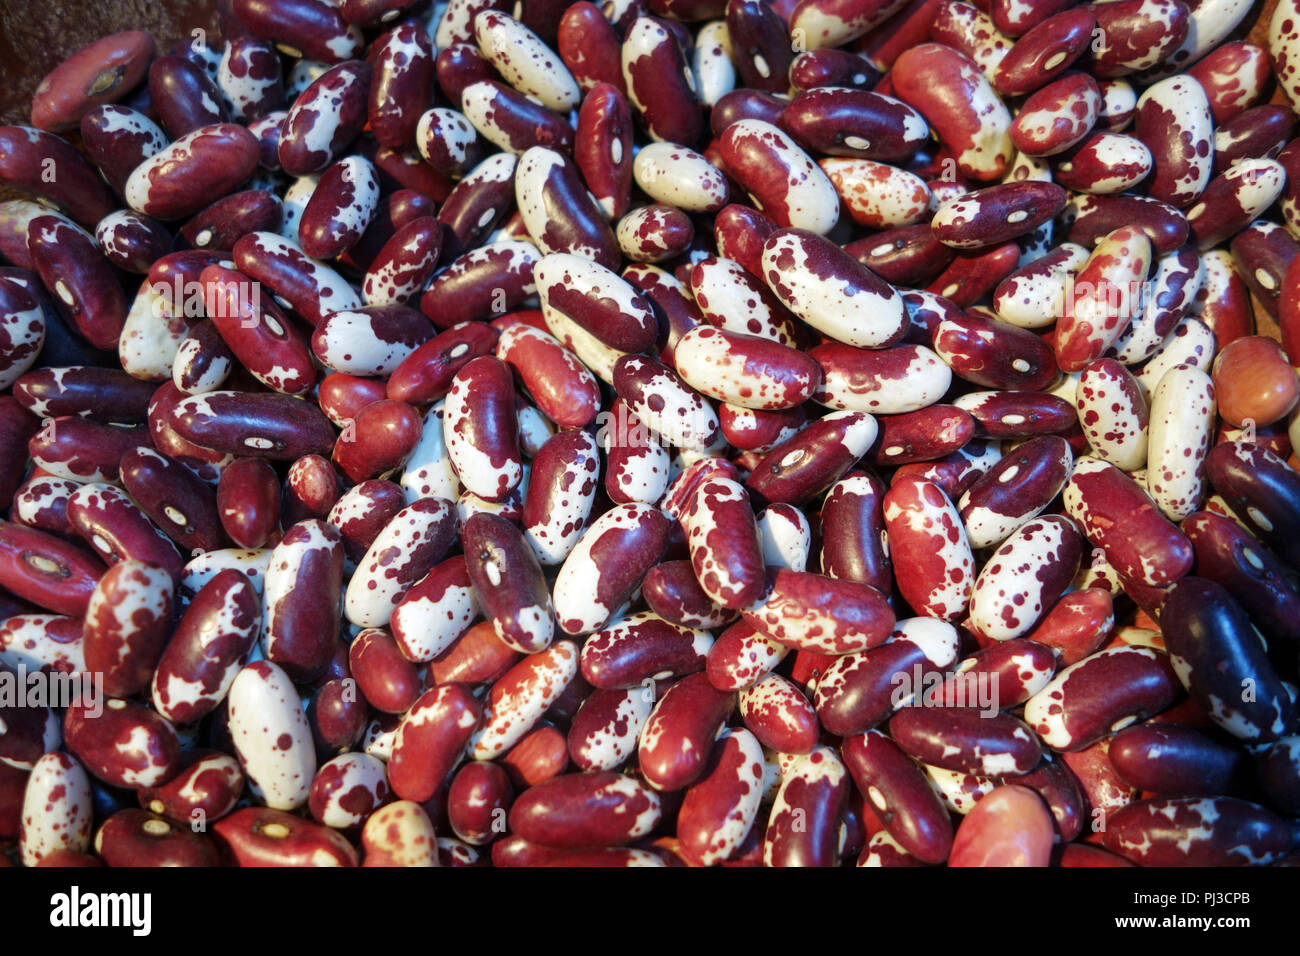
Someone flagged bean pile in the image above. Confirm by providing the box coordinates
[1,0,1300,867]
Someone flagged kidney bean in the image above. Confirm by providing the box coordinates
[168,389,337,462]
[215,36,283,125]
[1024,645,1182,751]
[332,398,423,484]
[64,696,180,790]
[1130,74,1214,212]
[93,809,222,866]
[1205,440,1300,567]
[930,0,1012,77]
[1104,796,1296,865]
[814,617,960,735]
[880,475,974,622]
[30,29,154,132]
[763,745,849,867]
[637,671,735,791]
[736,672,816,753]
[1109,248,1203,366]
[82,560,174,699]
[1162,577,1296,744]
[260,520,344,683]
[557,5,624,94]
[138,750,244,828]
[0,519,106,617]
[359,799,443,866]
[969,515,1080,642]
[471,640,578,760]
[841,729,952,863]
[441,355,520,502]
[820,158,931,230]
[566,685,654,772]
[26,216,126,352]
[508,770,661,848]
[305,751,389,831]
[232,231,360,328]
[95,210,172,275]
[150,568,259,726]
[1213,106,1295,175]
[947,784,1054,866]
[1257,737,1300,815]
[1184,510,1300,645]
[363,25,432,151]
[1142,363,1215,522]
[1010,73,1100,157]
[781,88,928,164]
[463,80,576,160]
[1183,41,1267,125]
[0,126,117,228]
[890,44,1013,182]
[789,47,879,90]
[869,405,976,467]
[213,806,358,866]
[344,497,457,628]
[474,10,580,114]
[932,182,1067,251]
[296,156,381,259]
[18,752,93,866]
[1064,194,1188,259]
[180,548,272,602]
[226,660,316,810]
[673,728,764,866]
[1054,132,1152,195]
[276,60,372,177]
[690,255,803,348]
[933,310,1060,393]
[346,627,420,715]
[891,706,1042,777]
[122,123,262,223]
[149,54,229,140]
[459,511,552,653]
[1107,723,1248,799]
[954,390,1077,439]
[379,683,479,802]
[554,502,669,633]
[717,120,841,233]
[216,457,280,550]
[1211,336,1298,429]
[958,434,1072,550]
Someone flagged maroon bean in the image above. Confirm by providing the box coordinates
[67,482,184,579]
[639,672,736,791]
[125,124,262,222]
[1064,192,1189,254]
[168,389,337,461]
[725,0,794,93]
[745,411,877,506]
[278,60,373,176]
[27,216,126,352]
[1231,221,1299,318]
[232,231,361,328]
[925,242,1022,306]
[1214,105,1295,174]
[234,0,365,63]
[326,479,406,563]
[79,106,169,198]
[843,226,955,288]
[28,417,150,484]
[388,684,483,801]
[149,55,229,139]
[781,88,928,163]
[1162,577,1297,745]
[139,750,244,825]
[959,435,1072,549]
[368,24,434,150]
[350,627,422,714]
[789,48,879,91]
[83,560,174,698]
[30,30,155,132]
[180,190,281,254]
[890,706,1042,777]
[212,806,358,866]
[447,761,513,845]
[96,809,221,867]
[0,126,117,228]
[869,405,976,466]
[933,310,1060,391]
[15,366,154,423]
[96,211,173,274]
[64,697,180,789]
[151,569,259,725]
[217,457,280,549]
[842,730,953,864]
[332,399,422,483]
[621,17,703,147]
[1102,797,1297,866]
[463,511,556,655]
[818,471,891,592]
[1206,441,1300,567]
[1109,723,1249,797]
[764,746,849,868]
[460,80,574,155]
[509,770,661,847]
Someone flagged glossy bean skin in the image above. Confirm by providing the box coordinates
[471,640,578,760]
[1162,577,1296,745]
[64,697,180,790]
[83,560,174,699]
[1206,441,1300,567]
[344,497,457,629]
[443,356,522,502]
[385,683,482,802]
[883,475,975,623]
[934,310,1059,391]
[1064,192,1188,255]
[232,231,360,328]
[676,729,766,866]
[1024,645,1182,751]
[349,627,422,715]
[813,617,960,736]
[463,511,555,654]
[278,61,373,176]
[1063,457,1194,588]
[0,126,117,228]
[781,88,928,163]
[1109,723,1248,798]
[138,749,244,826]
[818,471,891,592]
[1102,797,1297,866]
[217,457,280,550]
[969,515,1082,642]
[0,520,106,617]
[125,123,261,222]
[27,216,127,352]
[169,389,338,463]
[947,784,1054,866]
[743,568,895,655]
[891,43,1014,182]
[19,752,93,866]
[890,707,1042,777]
[212,806,358,866]
[638,672,736,792]
[263,520,344,683]
[1183,510,1300,645]
[509,770,661,847]
[746,411,879,507]
[763,746,850,868]
[152,569,260,726]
